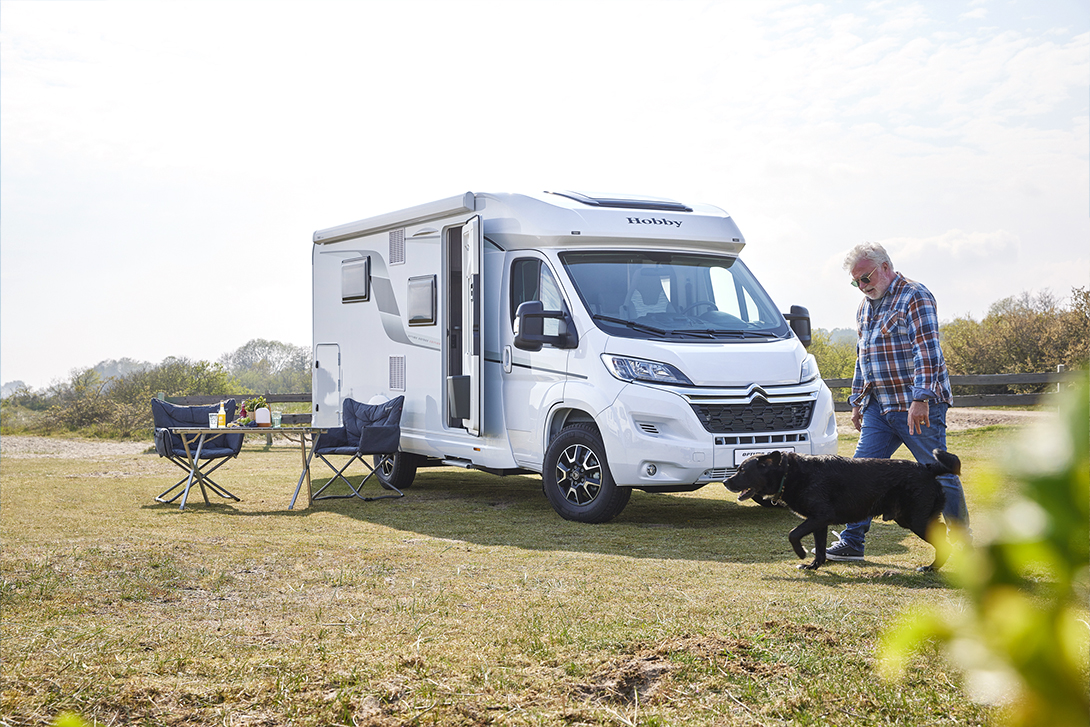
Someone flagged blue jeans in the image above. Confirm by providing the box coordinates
[837,402,970,550]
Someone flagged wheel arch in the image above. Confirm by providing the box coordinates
[545,406,598,450]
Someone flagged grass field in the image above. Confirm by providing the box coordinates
[0,424,1068,726]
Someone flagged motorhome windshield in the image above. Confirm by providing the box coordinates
[560,251,790,341]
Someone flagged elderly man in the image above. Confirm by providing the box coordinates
[826,242,970,563]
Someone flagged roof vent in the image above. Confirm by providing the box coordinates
[545,190,693,213]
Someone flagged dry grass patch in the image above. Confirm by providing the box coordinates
[0,427,1042,725]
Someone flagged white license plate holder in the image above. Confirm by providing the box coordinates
[734,447,795,467]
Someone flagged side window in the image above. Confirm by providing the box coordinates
[341,257,370,303]
[511,258,562,335]
[710,266,740,318]
[710,264,764,323]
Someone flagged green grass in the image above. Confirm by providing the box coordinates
[0,426,1062,726]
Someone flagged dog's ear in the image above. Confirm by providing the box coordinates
[768,450,782,465]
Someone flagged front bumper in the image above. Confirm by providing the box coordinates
[597,380,838,486]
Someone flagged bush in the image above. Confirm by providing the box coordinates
[881,375,1090,726]
[941,288,1088,395]
[809,328,857,401]
[14,358,237,438]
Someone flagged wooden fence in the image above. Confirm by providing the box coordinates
[824,368,1083,412]
[166,368,1084,422]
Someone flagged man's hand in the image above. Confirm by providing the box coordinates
[851,406,863,432]
[908,400,930,435]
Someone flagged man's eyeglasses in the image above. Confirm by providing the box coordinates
[851,265,882,288]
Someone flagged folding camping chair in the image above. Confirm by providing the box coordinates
[311,396,405,502]
[152,398,245,509]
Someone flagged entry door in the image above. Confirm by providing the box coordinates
[461,216,482,436]
[501,255,569,469]
[313,343,341,427]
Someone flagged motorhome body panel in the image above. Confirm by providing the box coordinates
[312,191,837,496]
[476,192,746,255]
[311,208,519,471]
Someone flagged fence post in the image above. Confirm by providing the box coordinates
[265,390,273,446]
[1057,364,1065,394]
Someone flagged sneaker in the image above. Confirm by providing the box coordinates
[824,540,865,561]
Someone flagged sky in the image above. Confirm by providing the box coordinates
[2,0,1087,390]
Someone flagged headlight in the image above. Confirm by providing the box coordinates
[602,355,693,386]
[800,353,820,383]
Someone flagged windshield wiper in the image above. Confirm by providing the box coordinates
[675,328,780,339]
[592,314,670,337]
[672,328,719,339]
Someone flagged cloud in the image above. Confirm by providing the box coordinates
[884,229,1022,267]
[1,0,1086,388]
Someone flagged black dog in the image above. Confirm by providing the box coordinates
[724,449,959,571]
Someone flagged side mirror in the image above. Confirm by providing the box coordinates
[514,301,578,351]
[784,305,812,348]
[514,301,545,351]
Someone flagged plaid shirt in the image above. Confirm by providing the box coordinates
[850,273,952,413]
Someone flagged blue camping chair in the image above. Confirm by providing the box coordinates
[310,396,405,502]
[152,398,245,508]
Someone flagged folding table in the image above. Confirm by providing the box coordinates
[159,426,327,510]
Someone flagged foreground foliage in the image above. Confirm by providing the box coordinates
[882,378,1090,726]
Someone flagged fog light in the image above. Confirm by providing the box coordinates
[645,464,657,476]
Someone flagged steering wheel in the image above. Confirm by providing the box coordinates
[682,301,718,315]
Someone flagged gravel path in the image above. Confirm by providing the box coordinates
[1,408,1049,460]
[834,407,1048,434]
[1,436,152,459]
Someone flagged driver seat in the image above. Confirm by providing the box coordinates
[624,268,676,318]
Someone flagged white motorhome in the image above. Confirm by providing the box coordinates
[311,191,837,522]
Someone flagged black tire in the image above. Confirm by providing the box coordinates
[542,423,631,523]
[374,452,420,491]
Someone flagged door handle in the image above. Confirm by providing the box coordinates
[502,346,512,373]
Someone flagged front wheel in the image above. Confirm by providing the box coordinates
[374,452,420,491]
[542,423,631,523]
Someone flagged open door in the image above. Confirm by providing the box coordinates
[461,216,482,436]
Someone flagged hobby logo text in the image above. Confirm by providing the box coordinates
[627,217,682,228]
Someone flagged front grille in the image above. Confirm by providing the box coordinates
[691,400,814,434]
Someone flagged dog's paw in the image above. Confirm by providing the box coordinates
[797,561,822,571]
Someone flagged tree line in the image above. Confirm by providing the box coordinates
[810,287,1087,397]
[2,289,1086,438]
[1,339,309,438]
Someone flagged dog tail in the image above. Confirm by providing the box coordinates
[930,449,961,477]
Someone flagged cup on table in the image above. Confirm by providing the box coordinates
[272,410,283,428]
[208,412,218,428]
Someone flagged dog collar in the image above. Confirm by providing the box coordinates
[772,471,788,505]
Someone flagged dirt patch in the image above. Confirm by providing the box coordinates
[579,635,791,705]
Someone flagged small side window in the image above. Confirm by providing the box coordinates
[342,257,370,303]
[407,275,437,326]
